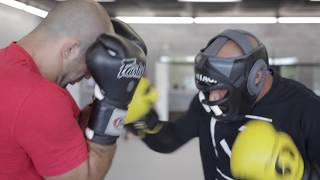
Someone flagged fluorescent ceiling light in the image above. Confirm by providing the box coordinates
[96,0,116,2]
[56,0,116,1]
[309,0,320,1]
[194,17,277,24]
[160,56,195,63]
[278,17,320,23]
[178,0,241,2]
[116,16,194,24]
[269,57,298,66]
[0,0,48,18]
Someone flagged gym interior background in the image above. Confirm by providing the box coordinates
[1,0,320,179]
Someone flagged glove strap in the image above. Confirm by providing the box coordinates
[129,109,163,138]
[86,99,127,144]
[85,127,118,144]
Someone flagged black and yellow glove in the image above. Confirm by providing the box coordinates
[125,78,162,138]
[230,120,305,180]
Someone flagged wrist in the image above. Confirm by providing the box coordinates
[86,99,126,145]
[85,127,118,145]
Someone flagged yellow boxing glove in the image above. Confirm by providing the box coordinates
[230,120,304,180]
[125,78,158,124]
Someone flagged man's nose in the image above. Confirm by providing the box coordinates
[209,90,227,101]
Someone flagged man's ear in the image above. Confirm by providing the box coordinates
[255,70,263,85]
[61,39,81,63]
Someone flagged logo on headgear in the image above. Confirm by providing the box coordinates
[117,58,145,79]
[195,73,218,84]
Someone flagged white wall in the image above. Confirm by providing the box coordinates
[129,23,320,82]
[0,4,41,47]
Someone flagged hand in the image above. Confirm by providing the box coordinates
[78,104,93,131]
[230,120,304,180]
[85,19,147,145]
[125,77,158,124]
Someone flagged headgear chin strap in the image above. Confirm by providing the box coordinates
[194,29,269,123]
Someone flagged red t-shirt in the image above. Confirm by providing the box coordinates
[0,43,88,180]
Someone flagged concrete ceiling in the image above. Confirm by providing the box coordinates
[16,0,320,17]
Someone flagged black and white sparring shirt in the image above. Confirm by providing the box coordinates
[143,71,320,180]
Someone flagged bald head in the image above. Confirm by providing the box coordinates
[217,35,259,58]
[35,0,113,50]
[17,0,115,87]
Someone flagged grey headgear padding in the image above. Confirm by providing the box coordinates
[247,59,268,96]
[204,29,261,58]
[205,37,228,56]
[219,29,255,54]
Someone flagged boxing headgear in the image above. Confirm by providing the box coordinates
[195,29,269,123]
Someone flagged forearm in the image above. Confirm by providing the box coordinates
[126,112,184,153]
[87,141,116,180]
[44,141,116,180]
[128,108,198,153]
[79,106,116,179]
[142,122,192,153]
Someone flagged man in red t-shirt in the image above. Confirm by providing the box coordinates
[0,0,146,179]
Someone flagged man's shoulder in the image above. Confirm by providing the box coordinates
[36,80,70,98]
[16,81,79,126]
[25,80,75,110]
[4,68,70,103]
[277,76,319,101]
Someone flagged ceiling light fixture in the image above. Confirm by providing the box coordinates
[178,0,241,2]
[96,0,116,2]
[116,16,194,24]
[278,17,320,23]
[269,57,298,66]
[56,0,116,1]
[0,0,48,18]
[194,17,277,24]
